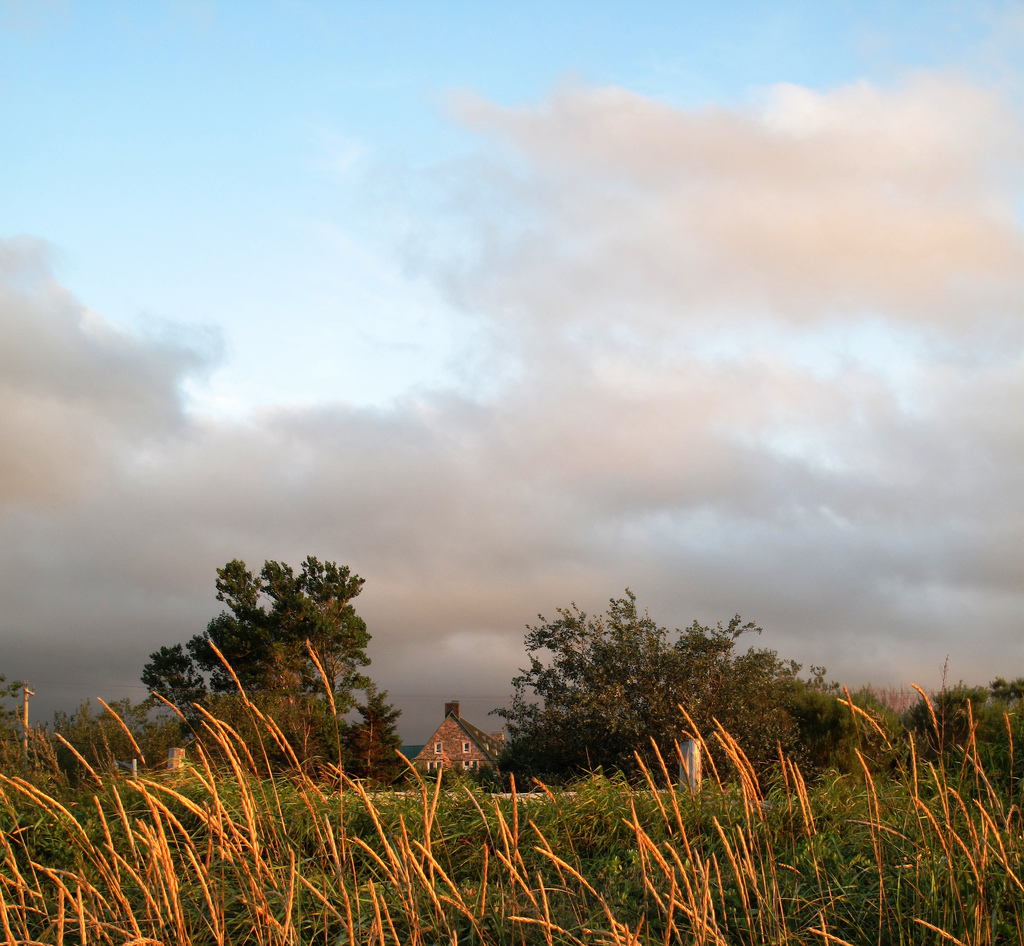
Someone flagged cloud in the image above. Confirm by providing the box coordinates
[446,74,1024,332]
[1,75,1023,739]
[0,237,208,509]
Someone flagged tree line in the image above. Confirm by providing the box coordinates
[0,556,404,785]
[2,565,1020,789]
[140,555,405,782]
[495,590,1024,784]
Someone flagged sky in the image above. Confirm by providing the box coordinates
[1,1,1023,741]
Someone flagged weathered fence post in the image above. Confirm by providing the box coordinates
[679,738,702,793]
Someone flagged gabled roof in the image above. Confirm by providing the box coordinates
[458,717,502,763]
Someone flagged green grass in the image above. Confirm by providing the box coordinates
[0,696,1022,944]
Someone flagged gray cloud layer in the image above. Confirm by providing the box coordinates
[2,75,1022,740]
[0,237,205,509]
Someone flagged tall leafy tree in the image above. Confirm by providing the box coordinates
[143,556,371,719]
[495,590,802,779]
[260,557,370,706]
[141,644,208,720]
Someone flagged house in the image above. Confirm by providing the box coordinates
[413,701,504,775]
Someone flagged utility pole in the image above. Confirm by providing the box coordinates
[21,685,34,778]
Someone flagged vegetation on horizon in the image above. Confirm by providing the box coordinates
[494,590,1024,790]
[1,673,1023,944]
[138,555,404,781]
[1,569,1022,943]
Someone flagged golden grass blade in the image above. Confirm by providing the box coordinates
[52,734,103,786]
[910,683,940,746]
[0,776,93,849]
[635,751,671,831]
[74,884,85,946]
[305,638,337,719]
[840,686,892,746]
[676,703,723,790]
[295,872,345,922]
[914,918,968,945]
[809,915,857,946]
[650,738,686,839]
[183,845,223,946]
[96,698,146,765]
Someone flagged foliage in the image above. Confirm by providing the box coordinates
[2,691,1024,945]
[0,673,22,728]
[495,590,802,779]
[989,675,1024,703]
[903,682,991,756]
[201,690,341,772]
[141,643,208,717]
[0,673,23,771]
[141,555,383,766]
[785,675,857,772]
[344,683,404,783]
[203,556,369,699]
[52,697,182,784]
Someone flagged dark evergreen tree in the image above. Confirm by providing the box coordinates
[344,684,404,783]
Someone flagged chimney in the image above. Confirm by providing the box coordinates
[445,701,461,719]
[491,731,505,744]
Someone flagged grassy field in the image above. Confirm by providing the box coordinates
[1,696,1022,945]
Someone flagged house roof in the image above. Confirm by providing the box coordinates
[458,717,503,762]
[414,710,504,764]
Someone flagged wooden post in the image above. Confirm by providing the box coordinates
[21,686,33,778]
[167,747,186,771]
[679,738,702,793]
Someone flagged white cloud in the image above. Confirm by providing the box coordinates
[2,75,1023,739]
[447,74,1024,332]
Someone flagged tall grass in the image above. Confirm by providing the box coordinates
[0,688,1022,945]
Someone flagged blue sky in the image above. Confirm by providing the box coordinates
[4,1,1012,412]
[2,2,1023,737]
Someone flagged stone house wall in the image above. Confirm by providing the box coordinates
[414,700,505,774]
[421,716,492,774]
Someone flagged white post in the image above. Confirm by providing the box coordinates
[679,739,702,793]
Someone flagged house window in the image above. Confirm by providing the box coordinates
[434,742,442,754]
[463,742,470,753]
[463,760,470,769]
[472,760,478,770]
[427,761,434,772]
